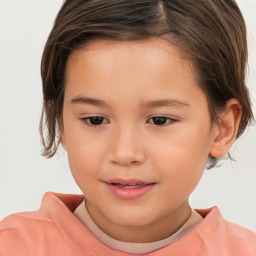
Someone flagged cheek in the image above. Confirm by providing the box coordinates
[153,126,210,164]
[63,126,107,188]
[66,142,104,197]
[67,141,101,173]
[151,124,211,191]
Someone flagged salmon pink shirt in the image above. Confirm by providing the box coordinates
[0,192,256,256]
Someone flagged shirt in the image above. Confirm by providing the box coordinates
[0,192,256,256]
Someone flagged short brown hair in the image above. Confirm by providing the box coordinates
[40,0,253,167]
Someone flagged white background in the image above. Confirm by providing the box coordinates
[0,0,255,232]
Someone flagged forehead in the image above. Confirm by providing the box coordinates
[66,39,197,87]
[66,38,195,79]
[65,38,204,101]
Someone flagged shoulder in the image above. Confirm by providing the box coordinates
[0,192,84,231]
[0,210,58,255]
[220,216,256,253]
[0,192,85,256]
[193,207,256,255]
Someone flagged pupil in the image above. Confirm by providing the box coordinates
[153,117,167,125]
[90,116,103,125]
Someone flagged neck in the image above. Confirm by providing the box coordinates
[86,201,191,243]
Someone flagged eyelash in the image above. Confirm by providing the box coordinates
[80,116,109,127]
[80,116,177,127]
[147,116,177,126]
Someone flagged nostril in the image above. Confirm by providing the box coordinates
[111,158,143,166]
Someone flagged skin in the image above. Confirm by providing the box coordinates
[61,38,241,243]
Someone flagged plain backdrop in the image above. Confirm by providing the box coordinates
[0,0,256,232]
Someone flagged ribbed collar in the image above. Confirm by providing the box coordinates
[74,200,203,254]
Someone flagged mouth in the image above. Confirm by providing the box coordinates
[104,178,156,200]
[106,178,155,187]
[113,183,151,189]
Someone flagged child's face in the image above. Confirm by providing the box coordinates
[61,39,217,241]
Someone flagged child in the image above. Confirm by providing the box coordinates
[1,0,256,255]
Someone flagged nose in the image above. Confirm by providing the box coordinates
[108,127,146,166]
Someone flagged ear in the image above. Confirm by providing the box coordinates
[209,99,242,158]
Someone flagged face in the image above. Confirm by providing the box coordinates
[61,39,217,242]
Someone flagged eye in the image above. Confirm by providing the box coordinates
[81,116,108,126]
[148,116,176,126]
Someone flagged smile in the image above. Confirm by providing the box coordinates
[104,179,155,200]
[114,183,149,189]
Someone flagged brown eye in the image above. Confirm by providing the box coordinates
[82,116,108,126]
[148,116,175,126]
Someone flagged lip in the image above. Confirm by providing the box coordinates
[104,178,155,200]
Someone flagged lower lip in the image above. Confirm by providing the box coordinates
[105,183,155,200]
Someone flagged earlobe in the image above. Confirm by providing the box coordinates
[209,99,242,158]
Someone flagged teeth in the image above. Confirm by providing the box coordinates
[114,183,146,188]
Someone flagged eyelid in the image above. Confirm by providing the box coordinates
[80,115,109,127]
[147,116,178,126]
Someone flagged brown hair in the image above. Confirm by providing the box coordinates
[40,0,253,167]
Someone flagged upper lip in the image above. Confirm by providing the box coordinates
[105,178,155,185]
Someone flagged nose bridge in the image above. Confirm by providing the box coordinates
[109,123,145,166]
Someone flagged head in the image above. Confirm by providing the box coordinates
[40,0,253,241]
[40,0,252,164]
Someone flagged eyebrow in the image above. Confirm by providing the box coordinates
[70,96,190,108]
[71,96,109,107]
[143,99,190,108]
